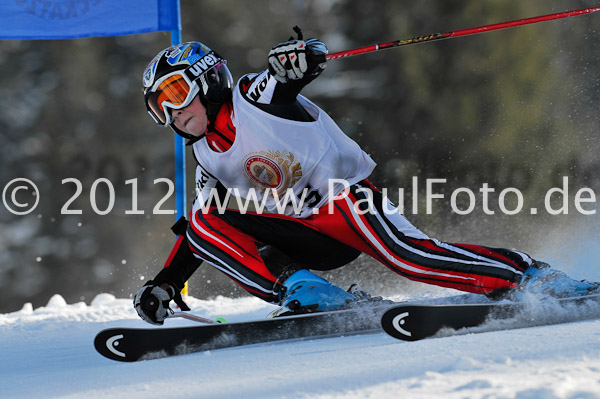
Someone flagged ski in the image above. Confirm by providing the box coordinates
[381,293,600,341]
[94,302,392,362]
[95,292,600,361]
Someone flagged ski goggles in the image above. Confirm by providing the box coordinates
[144,70,201,127]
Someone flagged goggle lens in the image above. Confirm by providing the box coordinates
[146,74,192,125]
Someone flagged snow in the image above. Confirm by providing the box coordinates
[2,293,600,399]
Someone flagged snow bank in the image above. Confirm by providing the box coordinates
[1,294,600,399]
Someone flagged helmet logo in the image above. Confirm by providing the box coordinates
[143,59,159,88]
[165,46,183,64]
[181,46,194,60]
[186,53,221,78]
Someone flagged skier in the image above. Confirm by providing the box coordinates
[134,30,598,325]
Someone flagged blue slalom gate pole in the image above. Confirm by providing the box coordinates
[170,1,186,221]
[169,1,189,295]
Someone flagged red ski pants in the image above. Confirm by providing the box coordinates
[186,181,532,303]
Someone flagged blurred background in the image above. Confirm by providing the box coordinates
[1,0,599,313]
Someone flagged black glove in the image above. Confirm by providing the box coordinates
[268,26,328,83]
[133,281,176,325]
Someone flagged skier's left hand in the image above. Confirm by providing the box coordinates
[133,282,175,325]
[268,26,328,83]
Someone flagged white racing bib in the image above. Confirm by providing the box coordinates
[193,74,376,218]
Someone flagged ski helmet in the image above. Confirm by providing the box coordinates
[143,41,233,140]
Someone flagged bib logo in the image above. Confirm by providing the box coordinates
[17,0,101,20]
[243,150,302,195]
[248,74,270,102]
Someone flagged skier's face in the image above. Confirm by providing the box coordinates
[172,95,208,137]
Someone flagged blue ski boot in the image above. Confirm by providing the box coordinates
[518,261,599,298]
[277,270,355,314]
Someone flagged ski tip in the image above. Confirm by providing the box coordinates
[94,329,138,362]
[381,306,423,341]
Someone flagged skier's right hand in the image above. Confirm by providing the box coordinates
[268,26,328,84]
[133,282,175,325]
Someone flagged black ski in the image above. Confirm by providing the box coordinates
[381,293,600,341]
[95,302,391,362]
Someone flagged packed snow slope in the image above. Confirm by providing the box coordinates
[2,289,600,399]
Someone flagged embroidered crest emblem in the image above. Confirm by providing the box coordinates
[243,150,302,195]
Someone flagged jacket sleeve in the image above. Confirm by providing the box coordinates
[150,221,202,292]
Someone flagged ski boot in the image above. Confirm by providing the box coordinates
[268,270,393,318]
[275,269,355,315]
[518,261,599,299]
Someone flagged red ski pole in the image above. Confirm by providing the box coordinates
[326,6,600,60]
